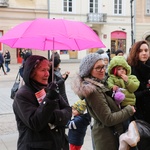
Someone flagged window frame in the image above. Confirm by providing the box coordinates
[63,0,74,13]
[89,0,100,13]
[113,0,124,15]
[146,0,150,15]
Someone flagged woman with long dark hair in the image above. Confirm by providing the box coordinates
[127,40,150,150]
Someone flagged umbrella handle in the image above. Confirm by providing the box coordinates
[52,51,54,82]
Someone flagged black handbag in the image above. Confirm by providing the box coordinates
[10,71,20,99]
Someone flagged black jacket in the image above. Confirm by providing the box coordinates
[13,55,72,150]
[4,51,11,63]
[131,60,150,123]
[54,68,69,104]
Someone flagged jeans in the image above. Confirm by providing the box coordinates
[5,62,10,72]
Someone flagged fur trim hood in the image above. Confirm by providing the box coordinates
[72,74,107,99]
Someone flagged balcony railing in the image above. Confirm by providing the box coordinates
[0,0,9,7]
[87,13,107,23]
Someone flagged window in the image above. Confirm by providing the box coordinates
[111,39,126,54]
[60,50,68,54]
[89,0,99,13]
[63,0,72,12]
[146,35,150,46]
[146,0,150,14]
[146,35,150,42]
[114,0,123,15]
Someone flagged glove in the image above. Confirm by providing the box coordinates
[46,82,59,100]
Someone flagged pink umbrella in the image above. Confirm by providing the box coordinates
[0,18,105,50]
[0,18,105,81]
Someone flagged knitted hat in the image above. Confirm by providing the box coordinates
[72,100,86,114]
[101,53,109,61]
[79,53,102,77]
[96,49,104,54]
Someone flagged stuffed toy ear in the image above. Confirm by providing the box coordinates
[114,91,125,105]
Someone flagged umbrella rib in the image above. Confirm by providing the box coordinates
[74,39,80,50]
[44,38,46,50]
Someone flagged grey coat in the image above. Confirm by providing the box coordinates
[72,75,134,150]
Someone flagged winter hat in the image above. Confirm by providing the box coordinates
[72,99,86,114]
[79,53,103,77]
[96,49,104,55]
[101,53,109,61]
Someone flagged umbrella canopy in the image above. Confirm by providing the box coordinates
[0,18,105,50]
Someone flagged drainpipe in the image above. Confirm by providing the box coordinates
[47,0,50,59]
[130,0,134,46]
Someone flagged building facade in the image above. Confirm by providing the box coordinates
[0,0,141,63]
[135,0,150,44]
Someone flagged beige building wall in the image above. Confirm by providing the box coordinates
[0,0,133,63]
[135,0,150,42]
[99,0,132,53]
[0,0,48,63]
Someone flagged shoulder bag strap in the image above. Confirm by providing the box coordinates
[15,71,21,82]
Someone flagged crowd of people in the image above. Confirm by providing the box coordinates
[3,39,150,150]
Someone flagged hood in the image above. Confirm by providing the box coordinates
[71,74,107,99]
[71,74,96,99]
[23,55,47,88]
[108,56,131,76]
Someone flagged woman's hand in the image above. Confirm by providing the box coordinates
[130,105,136,113]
